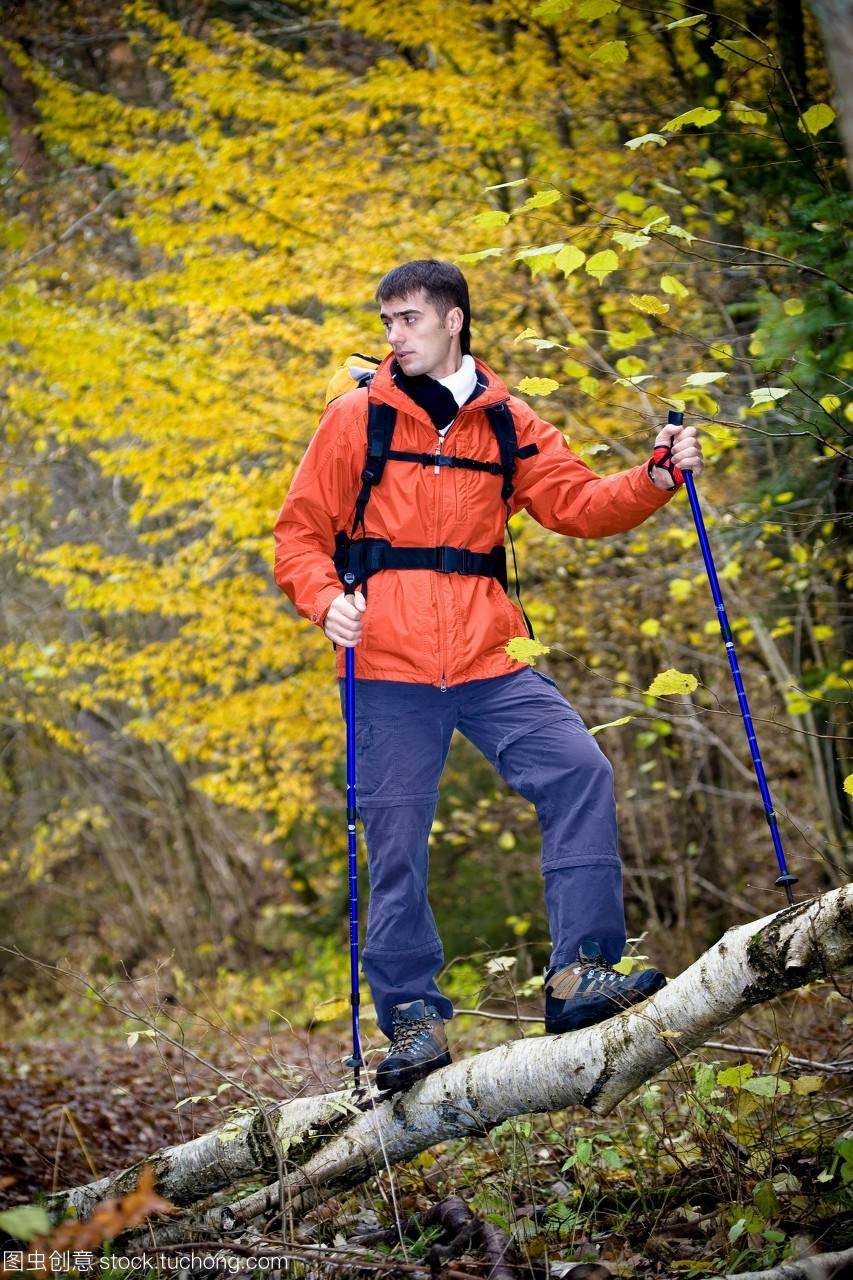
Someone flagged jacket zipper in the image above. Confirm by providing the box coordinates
[434,434,448,691]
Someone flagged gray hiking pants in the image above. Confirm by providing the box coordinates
[343,667,626,1039]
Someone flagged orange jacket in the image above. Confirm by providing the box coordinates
[274,356,674,686]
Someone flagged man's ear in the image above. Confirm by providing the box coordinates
[446,306,464,337]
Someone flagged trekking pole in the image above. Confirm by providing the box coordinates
[343,573,365,1087]
[667,409,797,906]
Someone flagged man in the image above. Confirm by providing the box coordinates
[274,259,704,1092]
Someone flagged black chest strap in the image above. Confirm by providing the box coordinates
[338,393,538,635]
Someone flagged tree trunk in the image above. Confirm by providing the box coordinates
[807,0,853,188]
[0,36,50,184]
[45,885,853,1240]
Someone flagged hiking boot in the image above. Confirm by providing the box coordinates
[545,938,666,1034]
[375,1000,452,1093]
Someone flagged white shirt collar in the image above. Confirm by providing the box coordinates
[438,354,477,408]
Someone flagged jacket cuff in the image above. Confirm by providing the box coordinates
[643,458,679,500]
[309,583,342,627]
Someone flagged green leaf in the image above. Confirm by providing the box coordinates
[666,13,705,27]
[662,107,721,132]
[554,243,586,275]
[754,1180,780,1220]
[799,104,836,135]
[585,249,619,283]
[589,40,629,65]
[729,1218,747,1244]
[717,1063,753,1088]
[600,1146,624,1168]
[516,376,561,395]
[694,1062,719,1101]
[646,669,699,696]
[0,1206,51,1242]
[742,1074,791,1097]
[575,1137,594,1165]
[625,133,668,149]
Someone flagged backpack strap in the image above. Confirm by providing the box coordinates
[484,401,538,638]
[350,398,396,538]
[484,401,539,502]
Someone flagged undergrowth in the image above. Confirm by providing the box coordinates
[2,946,852,1277]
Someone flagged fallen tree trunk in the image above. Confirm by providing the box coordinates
[47,887,853,1235]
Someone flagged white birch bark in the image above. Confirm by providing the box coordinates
[47,887,853,1232]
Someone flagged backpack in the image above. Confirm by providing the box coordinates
[328,357,538,635]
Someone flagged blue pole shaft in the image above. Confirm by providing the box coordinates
[343,576,364,1086]
[668,412,797,904]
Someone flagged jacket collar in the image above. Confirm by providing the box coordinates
[368,353,510,426]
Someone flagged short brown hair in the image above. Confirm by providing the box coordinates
[375,259,471,355]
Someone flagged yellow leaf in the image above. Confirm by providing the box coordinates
[552,244,585,276]
[660,274,689,298]
[646,669,699,697]
[630,294,669,316]
[516,377,561,396]
[820,394,842,413]
[625,133,668,149]
[640,618,661,637]
[578,375,599,397]
[615,356,646,377]
[668,578,692,601]
[505,637,551,663]
[844,774,853,798]
[799,104,836,135]
[792,1075,825,1095]
[730,101,767,126]
[783,298,805,316]
[314,997,349,1022]
[589,40,629,65]
[663,107,722,132]
[585,250,619,283]
[590,715,635,736]
[520,189,562,211]
[472,210,511,228]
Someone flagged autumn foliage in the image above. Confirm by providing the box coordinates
[0,0,850,996]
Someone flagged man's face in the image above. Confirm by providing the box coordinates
[379,289,463,380]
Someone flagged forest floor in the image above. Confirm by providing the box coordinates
[2,982,853,1278]
[0,1024,347,1208]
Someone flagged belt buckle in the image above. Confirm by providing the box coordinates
[436,546,445,573]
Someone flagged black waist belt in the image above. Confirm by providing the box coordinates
[334,534,508,592]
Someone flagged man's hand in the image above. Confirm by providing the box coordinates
[324,590,366,647]
[650,421,704,490]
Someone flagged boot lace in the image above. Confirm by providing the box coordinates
[389,1012,432,1056]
